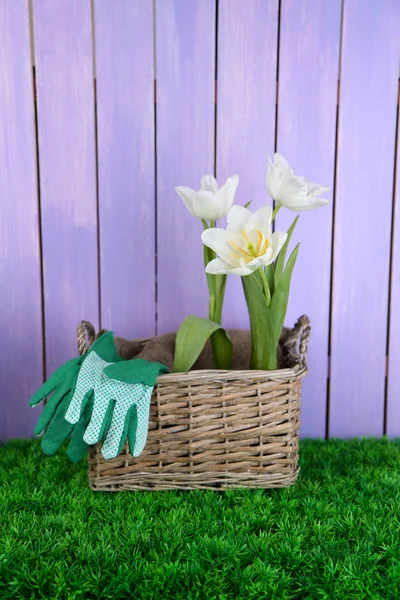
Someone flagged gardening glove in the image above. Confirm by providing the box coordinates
[29,332,122,460]
[65,358,168,459]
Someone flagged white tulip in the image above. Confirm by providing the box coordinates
[201,204,287,276]
[266,153,329,211]
[175,174,239,221]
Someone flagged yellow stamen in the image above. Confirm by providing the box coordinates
[229,240,253,259]
[259,239,269,254]
[229,230,270,264]
[254,230,263,253]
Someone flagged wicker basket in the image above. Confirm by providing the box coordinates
[77,315,310,492]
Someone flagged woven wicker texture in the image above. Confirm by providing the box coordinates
[80,316,310,491]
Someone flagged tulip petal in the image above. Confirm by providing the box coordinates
[276,175,308,208]
[266,153,330,212]
[243,256,263,273]
[175,186,197,217]
[227,205,251,232]
[273,153,291,171]
[217,175,239,216]
[201,175,219,193]
[291,196,330,211]
[257,231,287,267]
[269,230,288,258]
[307,182,329,196]
[266,157,282,200]
[194,191,224,221]
[201,228,242,265]
[206,257,253,276]
[257,247,274,267]
[247,204,273,238]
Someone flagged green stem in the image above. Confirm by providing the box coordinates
[242,273,277,370]
[208,293,216,321]
[271,203,281,222]
[258,268,271,306]
[202,218,227,365]
[202,219,216,304]
[212,275,226,324]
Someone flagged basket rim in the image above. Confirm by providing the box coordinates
[153,364,307,384]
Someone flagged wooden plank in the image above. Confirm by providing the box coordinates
[330,1,400,437]
[0,0,43,440]
[33,0,98,375]
[387,84,400,438]
[276,0,341,437]
[216,0,279,330]
[156,0,216,334]
[95,0,156,339]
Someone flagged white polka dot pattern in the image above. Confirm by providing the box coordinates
[65,352,112,424]
[100,383,153,459]
[65,350,154,459]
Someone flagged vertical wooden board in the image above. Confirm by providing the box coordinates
[276,0,341,437]
[387,87,400,438]
[330,1,400,437]
[216,0,278,330]
[33,0,98,375]
[0,0,43,440]
[156,0,216,334]
[95,0,155,339]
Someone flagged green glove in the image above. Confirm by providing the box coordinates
[65,358,168,459]
[29,332,121,460]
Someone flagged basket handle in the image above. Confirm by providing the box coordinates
[283,315,311,371]
[77,320,96,356]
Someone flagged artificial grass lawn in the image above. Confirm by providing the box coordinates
[1,439,400,600]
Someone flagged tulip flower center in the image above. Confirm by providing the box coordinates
[229,229,269,263]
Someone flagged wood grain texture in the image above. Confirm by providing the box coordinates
[387,83,400,438]
[95,0,155,339]
[330,0,400,437]
[276,0,341,437]
[0,0,43,440]
[156,0,216,334]
[33,0,98,375]
[216,0,278,330]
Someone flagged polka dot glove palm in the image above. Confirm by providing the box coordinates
[65,356,168,459]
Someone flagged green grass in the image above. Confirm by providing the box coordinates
[1,439,400,600]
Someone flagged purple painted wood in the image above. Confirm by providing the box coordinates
[330,1,400,437]
[95,0,155,339]
[216,0,278,330]
[0,0,43,440]
[387,85,400,438]
[276,0,341,437]
[33,0,98,375]
[156,0,216,334]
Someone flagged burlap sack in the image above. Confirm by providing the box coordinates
[113,328,290,372]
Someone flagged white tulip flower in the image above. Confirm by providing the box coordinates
[201,205,287,276]
[266,153,329,211]
[175,174,239,221]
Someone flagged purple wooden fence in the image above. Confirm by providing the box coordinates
[33,0,99,377]
[330,0,400,437]
[0,0,399,441]
[95,0,156,339]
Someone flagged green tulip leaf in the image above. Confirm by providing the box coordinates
[274,215,299,287]
[264,263,275,296]
[270,243,300,344]
[173,315,232,373]
[242,273,277,370]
